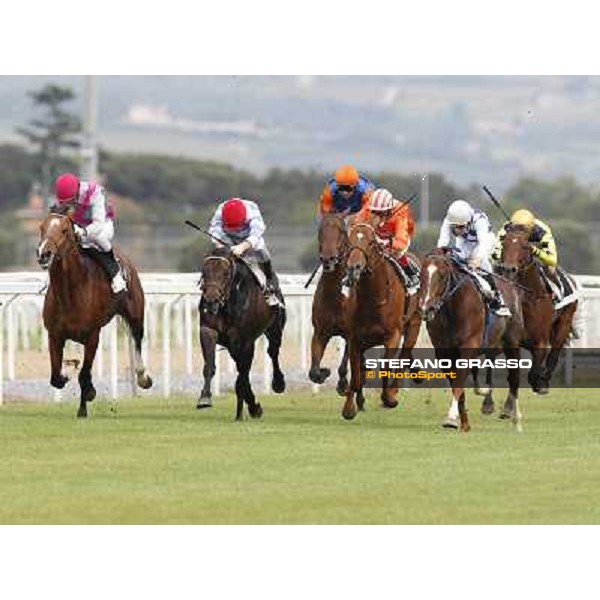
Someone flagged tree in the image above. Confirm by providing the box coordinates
[16,84,82,196]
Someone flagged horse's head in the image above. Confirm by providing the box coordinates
[418,248,456,322]
[343,223,380,287]
[200,249,235,315]
[318,213,348,272]
[497,226,532,280]
[37,211,77,270]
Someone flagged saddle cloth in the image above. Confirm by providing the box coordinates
[383,253,419,289]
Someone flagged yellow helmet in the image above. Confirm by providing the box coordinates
[511,209,535,231]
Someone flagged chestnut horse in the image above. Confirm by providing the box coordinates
[419,248,523,431]
[497,227,578,392]
[197,247,286,421]
[308,213,359,401]
[37,212,152,418]
[341,222,422,420]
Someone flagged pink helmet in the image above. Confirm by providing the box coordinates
[369,188,397,212]
[54,173,80,202]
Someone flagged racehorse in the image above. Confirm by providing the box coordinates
[37,211,152,418]
[197,247,286,420]
[308,213,358,402]
[341,222,422,420]
[497,226,578,392]
[419,248,523,431]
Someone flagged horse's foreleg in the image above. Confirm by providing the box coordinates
[475,364,495,415]
[342,339,360,420]
[49,333,68,389]
[400,309,423,385]
[381,330,401,409]
[499,346,523,431]
[528,342,550,395]
[77,329,100,419]
[265,314,286,394]
[336,340,349,397]
[234,343,261,421]
[198,326,218,409]
[309,330,332,384]
[544,304,578,388]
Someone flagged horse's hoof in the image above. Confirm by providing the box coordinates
[249,403,263,419]
[381,398,398,409]
[342,410,357,421]
[137,374,153,389]
[534,387,549,395]
[197,399,213,410]
[357,398,366,412]
[309,367,330,384]
[481,401,495,415]
[460,424,471,433]
[442,418,459,430]
[271,375,286,394]
[76,409,88,419]
[50,374,68,389]
[498,411,513,420]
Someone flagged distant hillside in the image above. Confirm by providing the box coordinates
[3,76,600,193]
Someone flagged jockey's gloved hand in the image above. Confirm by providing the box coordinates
[73,224,87,241]
[531,246,542,257]
[231,241,251,257]
[468,257,482,270]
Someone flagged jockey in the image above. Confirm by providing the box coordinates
[437,199,510,316]
[355,188,420,294]
[208,197,281,307]
[318,165,375,218]
[493,209,572,301]
[53,173,126,294]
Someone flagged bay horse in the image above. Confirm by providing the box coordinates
[419,248,523,431]
[341,222,422,420]
[197,247,286,421]
[497,226,578,392]
[309,213,358,401]
[37,212,152,418]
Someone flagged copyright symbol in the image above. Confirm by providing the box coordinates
[366,371,375,379]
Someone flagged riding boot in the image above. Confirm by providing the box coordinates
[260,259,283,307]
[481,272,510,317]
[96,249,127,294]
[402,260,420,295]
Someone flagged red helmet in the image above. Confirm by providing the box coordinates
[54,173,80,202]
[222,198,247,230]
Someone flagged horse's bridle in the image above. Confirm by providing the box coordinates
[201,256,235,312]
[319,215,349,272]
[346,223,382,273]
[421,254,468,319]
[39,214,79,266]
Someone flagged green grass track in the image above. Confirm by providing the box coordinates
[1,388,599,524]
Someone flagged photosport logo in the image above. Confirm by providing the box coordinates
[362,348,538,388]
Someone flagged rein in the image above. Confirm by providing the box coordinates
[425,260,468,318]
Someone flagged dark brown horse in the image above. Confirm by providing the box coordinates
[341,222,422,420]
[309,213,357,400]
[419,248,523,431]
[197,247,286,420]
[497,227,577,392]
[37,212,152,418]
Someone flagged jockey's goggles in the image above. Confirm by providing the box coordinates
[338,185,355,193]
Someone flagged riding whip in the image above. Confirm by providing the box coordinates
[482,186,512,222]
